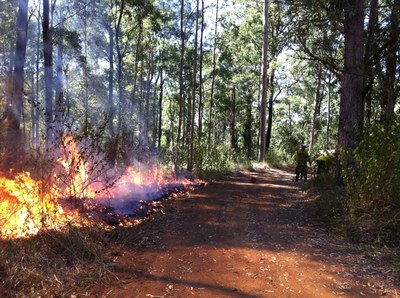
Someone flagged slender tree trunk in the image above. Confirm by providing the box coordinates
[143,46,154,148]
[115,0,125,162]
[381,0,399,124]
[152,72,160,149]
[309,64,323,156]
[198,0,205,142]
[30,73,35,145]
[34,11,40,147]
[55,10,64,139]
[266,68,275,151]
[43,0,53,147]
[363,0,378,124]
[106,21,115,138]
[5,0,29,166]
[177,0,185,156]
[327,74,332,149]
[244,94,253,160]
[158,68,164,149]
[231,87,237,152]
[207,0,219,151]
[336,0,365,183]
[188,0,199,171]
[258,0,269,162]
[83,1,89,134]
[130,22,143,122]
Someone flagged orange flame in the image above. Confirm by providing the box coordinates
[0,136,203,239]
[58,136,95,200]
[0,172,64,238]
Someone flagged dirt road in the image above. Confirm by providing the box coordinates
[87,168,399,298]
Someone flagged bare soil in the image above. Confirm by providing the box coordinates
[84,168,399,298]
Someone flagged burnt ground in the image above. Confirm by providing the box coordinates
[84,168,399,298]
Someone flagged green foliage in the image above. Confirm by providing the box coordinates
[342,123,400,246]
[310,173,346,226]
[265,148,294,168]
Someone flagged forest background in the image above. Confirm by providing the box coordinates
[1,0,400,245]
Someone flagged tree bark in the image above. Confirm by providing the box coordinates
[158,68,164,149]
[106,19,115,138]
[266,68,275,151]
[177,0,185,152]
[258,0,269,162]
[207,0,219,151]
[231,87,238,152]
[198,0,205,142]
[34,10,40,147]
[363,0,378,124]
[336,0,365,183]
[5,0,29,166]
[188,0,199,171]
[309,63,323,156]
[43,0,53,147]
[55,10,64,139]
[380,0,399,124]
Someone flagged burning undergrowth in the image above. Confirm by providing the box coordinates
[0,135,204,240]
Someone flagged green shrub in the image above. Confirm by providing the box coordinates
[343,122,400,246]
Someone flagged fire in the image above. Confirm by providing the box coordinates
[0,135,203,239]
[0,172,64,238]
[58,136,95,200]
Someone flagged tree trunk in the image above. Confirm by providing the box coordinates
[5,0,29,167]
[34,11,40,147]
[244,94,253,160]
[158,68,164,149]
[114,0,125,162]
[309,63,323,156]
[177,0,185,152]
[55,10,64,139]
[143,46,154,148]
[43,0,53,147]
[188,0,199,171]
[381,0,399,124]
[130,21,143,123]
[336,0,365,183]
[207,0,219,151]
[106,20,115,138]
[231,87,238,152]
[258,0,269,162]
[266,68,275,151]
[198,0,205,142]
[363,0,378,124]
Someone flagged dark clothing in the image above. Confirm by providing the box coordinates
[295,148,309,181]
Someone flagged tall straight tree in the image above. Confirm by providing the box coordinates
[5,0,29,166]
[177,0,185,154]
[188,0,200,171]
[43,0,53,147]
[207,0,219,151]
[55,10,65,139]
[197,0,205,141]
[336,0,365,182]
[258,0,269,162]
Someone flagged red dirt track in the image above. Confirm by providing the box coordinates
[87,168,399,298]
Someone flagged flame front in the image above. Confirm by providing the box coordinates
[0,172,64,238]
[0,136,201,239]
[58,136,95,200]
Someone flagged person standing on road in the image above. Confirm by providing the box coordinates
[295,144,309,181]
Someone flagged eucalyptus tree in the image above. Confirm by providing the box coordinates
[207,0,219,151]
[257,0,269,162]
[42,0,53,147]
[4,0,29,166]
